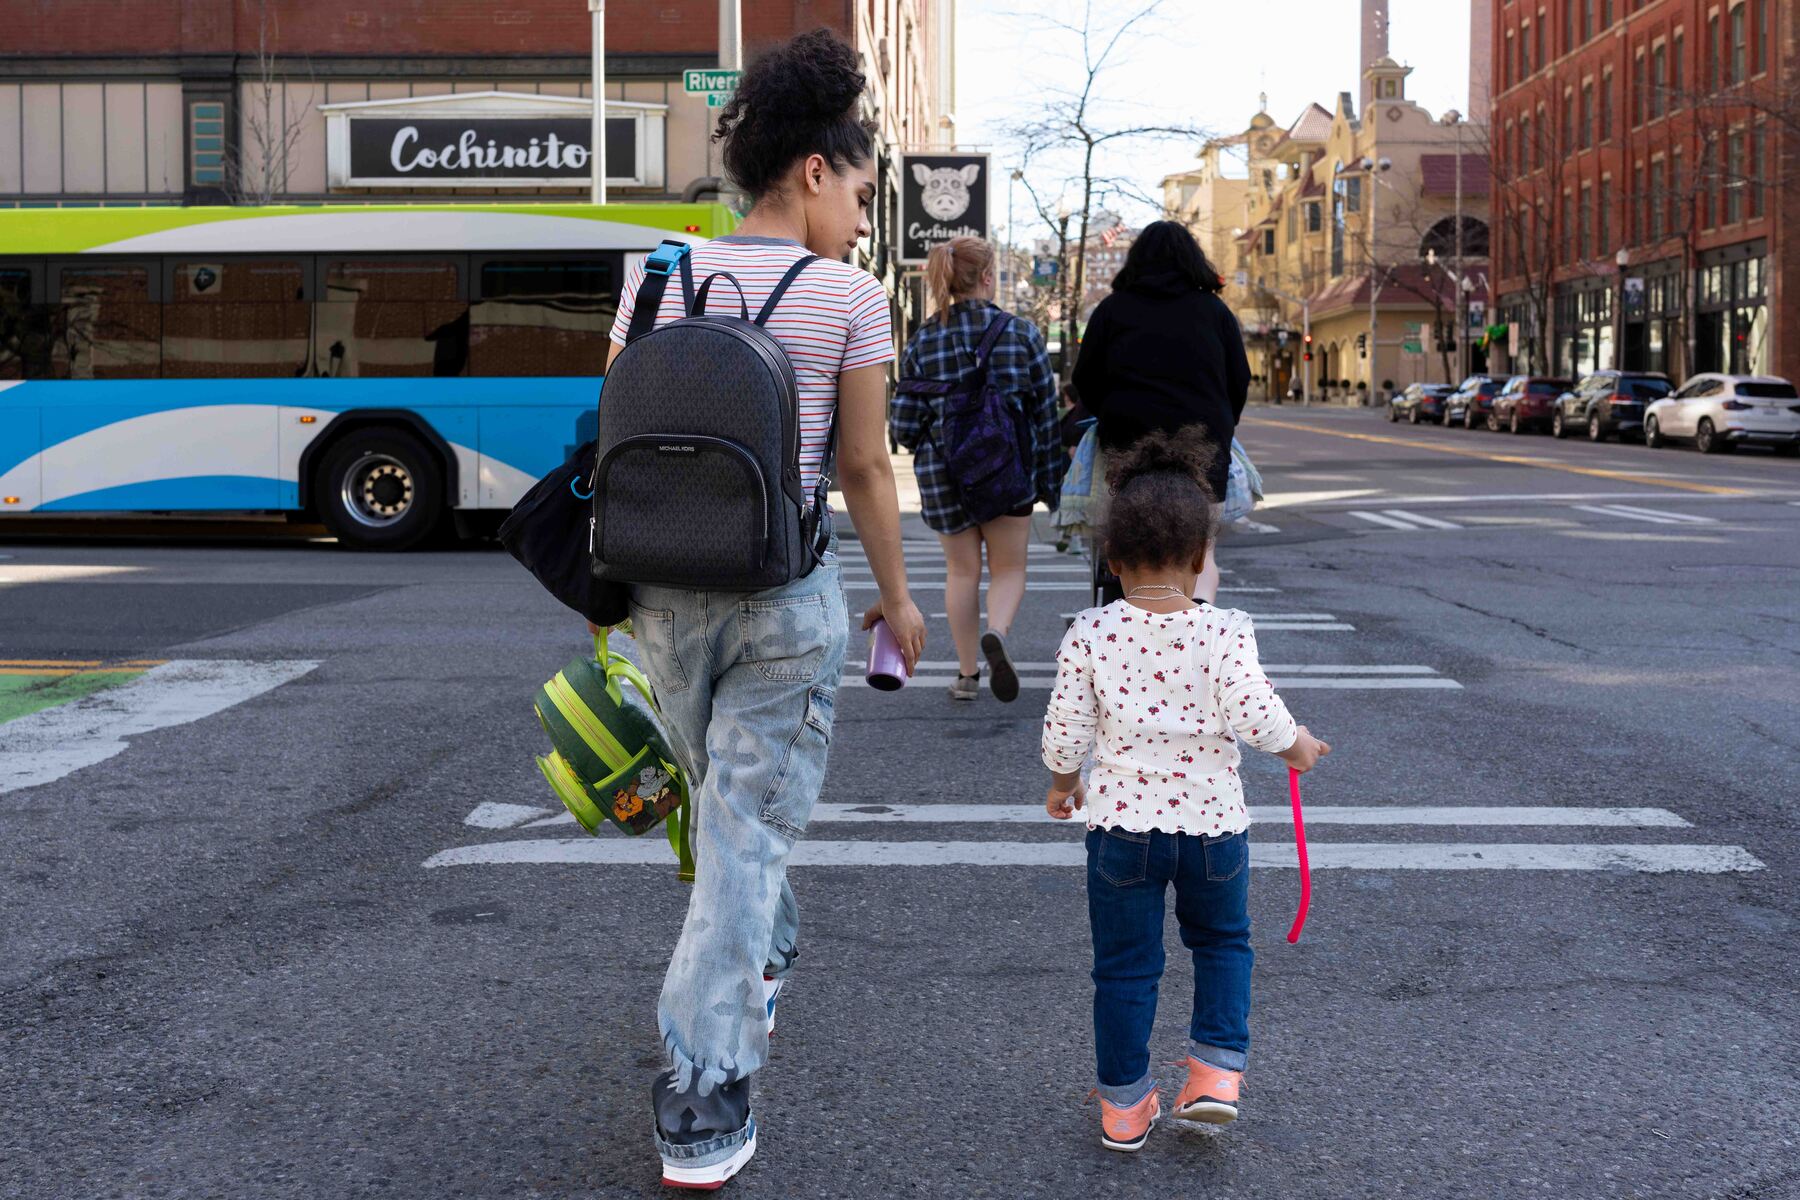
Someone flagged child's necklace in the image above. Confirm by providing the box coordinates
[1125,584,1190,600]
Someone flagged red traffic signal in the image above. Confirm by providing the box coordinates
[1303,351,1313,362]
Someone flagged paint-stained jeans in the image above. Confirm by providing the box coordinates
[627,541,846,1164]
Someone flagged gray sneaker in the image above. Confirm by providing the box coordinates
[948,672,980,702]
[654,1070,756,1189]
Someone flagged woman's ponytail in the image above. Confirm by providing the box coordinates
[923,236,996,316]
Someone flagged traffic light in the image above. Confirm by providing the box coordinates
[1356,332,1368,357]
[1303,350,1313,362]
[1302,331,1313,362]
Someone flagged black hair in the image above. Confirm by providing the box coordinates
[1101,429,1218,570]
[1112,220,1225,294]
[712,29,878,203]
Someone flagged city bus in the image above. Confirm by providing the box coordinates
[0,202,735,548]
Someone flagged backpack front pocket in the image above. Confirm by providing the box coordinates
[594,434,771,583]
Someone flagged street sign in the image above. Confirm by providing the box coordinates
[1402,321,1423,355]
[1033,258,1059,278]
[1467,300,1487,329]
[683,69,741,94]
[898,152,991,265]
[1233,270,1249,288]
[706,93,731,108]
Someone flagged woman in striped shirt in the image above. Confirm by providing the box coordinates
[600,30,926,1190]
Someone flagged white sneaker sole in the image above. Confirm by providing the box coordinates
[1174,1100,1238,1124]
[661,1129,757,1190]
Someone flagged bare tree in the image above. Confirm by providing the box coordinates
[226,0,313,205]
[1007,0,1209,379]
[1483,98,1573,376]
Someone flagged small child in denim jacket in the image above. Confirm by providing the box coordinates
[1041,429,1330,1151]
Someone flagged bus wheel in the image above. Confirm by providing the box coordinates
[316,428,445,551]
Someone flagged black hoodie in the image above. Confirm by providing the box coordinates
[1071,269,1250,501]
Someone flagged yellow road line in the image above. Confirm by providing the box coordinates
[0,659,106,667]
[1242,417,1749,496]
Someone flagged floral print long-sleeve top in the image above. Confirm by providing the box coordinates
[1041,600,1299,836]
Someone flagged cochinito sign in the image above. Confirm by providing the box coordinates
[322,91,667,190]
[898,152,991,266]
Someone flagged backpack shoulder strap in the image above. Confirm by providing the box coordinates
[753,254,820,326]
[625,240,697,344]
[973,311,1012,367]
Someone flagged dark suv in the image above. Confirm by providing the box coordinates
[1489,376,1574,433]
[1551,370,1673,441]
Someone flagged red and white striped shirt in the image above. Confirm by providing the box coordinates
[611,235,895,497]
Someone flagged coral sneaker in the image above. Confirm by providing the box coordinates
[1096,1088,1161,1152]
[1173,1058,1242,1124]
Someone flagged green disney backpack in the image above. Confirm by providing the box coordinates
[533,626,694,881]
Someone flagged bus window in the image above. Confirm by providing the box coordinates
[470,258,617,377]
[0,266,38,380]
[54,262,161,379]
[163,259,311,378]
[317,257,467,378]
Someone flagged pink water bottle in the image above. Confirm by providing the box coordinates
[865,619,910,691]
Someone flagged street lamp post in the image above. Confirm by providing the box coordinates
[1007,167,1023,303]
[1614,247,1630,371]
[589,0,605,206]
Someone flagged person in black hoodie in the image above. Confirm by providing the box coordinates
[1073,220,1249,603]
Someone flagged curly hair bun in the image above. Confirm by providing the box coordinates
[1104,427,1218,495]
[713,29,876,201]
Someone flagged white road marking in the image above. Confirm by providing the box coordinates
[862,675,1459,690]
[0,659,319,795]
[1574,503,1717,526]
[1348,509,1463,531]
[493,803,1695,832]
[839,661,1442,674]
[1232,520,1282,534]
[423,839,1763,873]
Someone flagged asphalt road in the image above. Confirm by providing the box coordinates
[3,404,1798,1199]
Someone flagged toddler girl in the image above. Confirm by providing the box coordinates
[1041,429,1330,1151]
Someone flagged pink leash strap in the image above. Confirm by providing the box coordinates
[1286,767,1311,944]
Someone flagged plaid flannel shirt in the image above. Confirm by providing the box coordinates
[892,299,1063,535]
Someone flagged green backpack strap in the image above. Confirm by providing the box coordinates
[594,629,696,884]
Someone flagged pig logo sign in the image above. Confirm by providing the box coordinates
[899,152,990,265]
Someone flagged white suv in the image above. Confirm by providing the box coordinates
[1644,373,1800,456]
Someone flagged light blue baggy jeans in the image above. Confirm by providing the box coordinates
[627,540,847,1165]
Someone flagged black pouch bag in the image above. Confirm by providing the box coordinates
[498,440,630,627]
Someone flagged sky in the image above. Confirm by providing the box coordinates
[955,0,1474,241]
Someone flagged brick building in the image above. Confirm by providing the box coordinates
[1488,0,1792,383]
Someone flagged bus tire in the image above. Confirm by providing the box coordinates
[315,427,446,551]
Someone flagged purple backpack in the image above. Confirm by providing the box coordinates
[897,313,1036,524]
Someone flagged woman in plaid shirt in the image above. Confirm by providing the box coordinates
[892,237,1062,703]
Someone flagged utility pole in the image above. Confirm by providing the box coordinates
[1453,112,1465,381]
[718,0,741,69]
[589,0,605,205]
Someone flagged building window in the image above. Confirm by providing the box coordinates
[1561,191,1574,260]
[1650,42,1667,119]
[1725,128,1747,223]
[1670,149,1684,238]
[1331,182,1347,277]
[1579,184,1593,259]
[1582,0,1595,41]
[1598,176,1611,252]
[1536,9,1546,69]
[1564,1,1575,54]
[188,101,226,187]
[1580,82,1595,148]
[1562,88,1574,150]
[1345,177,1362,213]
[1505,30,1517,88]
[1633,161,1647,243]
[1306,201,1322,233]
[1754,0,1768,74]
[1708,12,1722,89]
[1673,29,1686,102]
[1750,125,1766,217]
[1263,228,1275,256]
[1602,0,1613,26]
[1632,51,1646,126]
[1600,70,1614,140]
[1729,3,1747,83]
[1521,22,1532,75]
[1648,158,1665,241]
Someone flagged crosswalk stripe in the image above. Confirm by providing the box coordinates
[1384,508,1463,530]
[839,661,1443,674]
[1577,502,1717,525]
[1349,510,1426,531]
[862,675,1459,690]
[0,659,320,794]
[423,839,1763,873]
[496,803,1694,831]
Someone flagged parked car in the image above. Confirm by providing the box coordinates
[1644,373,1800,455]
[1449,374,1506,428]
[1489,375,1574,433]
[1388,382,1457,424]
[1551,370,1673,441]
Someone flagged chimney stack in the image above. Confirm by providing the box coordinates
[1361,0,1390,112]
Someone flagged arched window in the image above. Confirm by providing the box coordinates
[1420,216,1491,260]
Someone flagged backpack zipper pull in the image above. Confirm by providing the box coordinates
[588,514,596,554]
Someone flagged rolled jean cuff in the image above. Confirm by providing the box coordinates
[1095,1073,1156,1108]
[1190,1040,1247,1073]
[653,1117,753,1165]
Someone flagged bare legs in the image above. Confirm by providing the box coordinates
[937,514,1034,678]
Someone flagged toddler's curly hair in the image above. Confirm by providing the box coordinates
[1101,429,1219,570]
